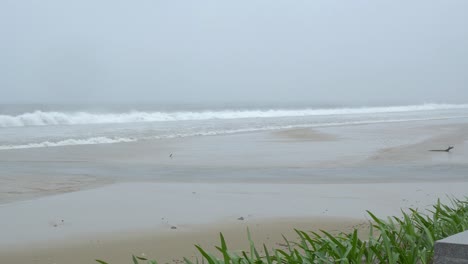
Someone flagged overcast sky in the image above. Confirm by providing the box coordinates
[1,0,467,105]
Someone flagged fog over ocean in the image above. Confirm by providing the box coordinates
[2,1,468,263]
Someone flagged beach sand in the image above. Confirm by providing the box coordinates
[1,118,468,263]
[1,217,368,264]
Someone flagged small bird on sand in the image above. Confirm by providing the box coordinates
[169,154,173,158]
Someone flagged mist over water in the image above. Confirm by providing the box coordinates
[2,2,468,258]
[1,1,468,149]
[1,1,468,105]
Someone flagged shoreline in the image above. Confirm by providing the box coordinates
[0,118,467,205]
[1,119,468,263]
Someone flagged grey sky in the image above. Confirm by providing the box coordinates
[1,0,467,105]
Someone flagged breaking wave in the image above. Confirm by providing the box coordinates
[1,116,467,150]
[0,137,137,150]
[1,103,467,128]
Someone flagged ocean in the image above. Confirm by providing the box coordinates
[1,103,468,150]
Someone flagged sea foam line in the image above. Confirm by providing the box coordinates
[1,103,467,128]
[0,137,137,150]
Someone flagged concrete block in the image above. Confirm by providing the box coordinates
[434,231,468,263]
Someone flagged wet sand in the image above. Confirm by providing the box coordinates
[1,217,368,264]
[1,118,468,263]
[1,181,468,263]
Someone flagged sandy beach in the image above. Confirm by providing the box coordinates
[1,118,468,263]
[3,1,468,262]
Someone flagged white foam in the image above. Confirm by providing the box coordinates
[1,103,467,128]
[0,137,136,150]
[1,115,466,150]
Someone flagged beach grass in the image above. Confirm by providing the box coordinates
[97,198,468,264]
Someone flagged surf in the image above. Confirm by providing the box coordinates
[1,103,467,128]
[1,115,467,150]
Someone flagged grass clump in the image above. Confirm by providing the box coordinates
[97,198,468,264]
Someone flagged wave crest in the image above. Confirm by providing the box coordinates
[0,104,467,128]
[0,137,136,150]
[1,115,467,150]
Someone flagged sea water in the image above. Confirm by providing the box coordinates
[1,103,468,150]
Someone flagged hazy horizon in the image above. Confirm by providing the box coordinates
[1,1,467,105]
